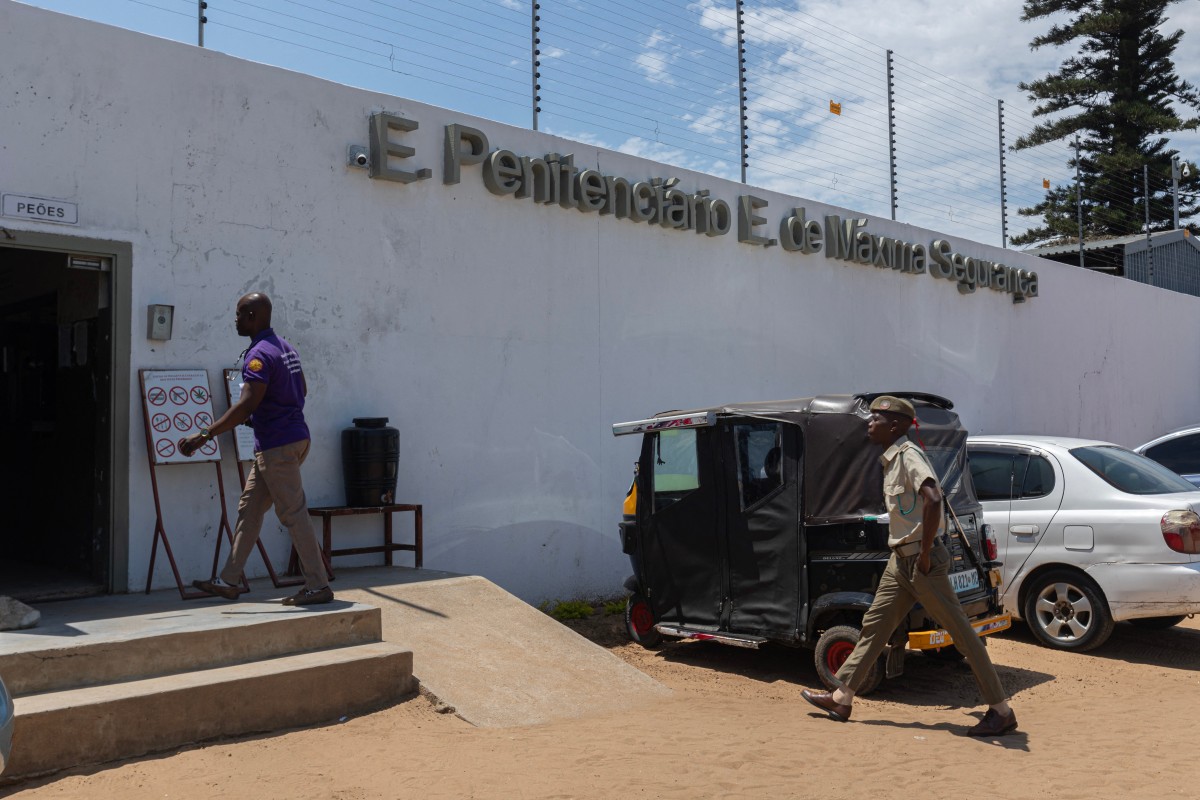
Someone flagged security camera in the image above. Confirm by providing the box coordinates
[348,145,369,168]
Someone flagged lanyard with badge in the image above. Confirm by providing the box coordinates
[896,448,918,516]
[897,420,932,517]
[235,347,253,428]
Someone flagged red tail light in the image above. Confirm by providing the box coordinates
[982,523,999,561]
[1161,510,1200,554]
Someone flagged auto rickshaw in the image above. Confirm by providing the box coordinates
[612,392,1009,693]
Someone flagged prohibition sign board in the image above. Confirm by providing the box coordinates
[140,369,222,464]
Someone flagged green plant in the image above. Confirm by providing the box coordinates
[547,599,594,620]
[603,597,628,616]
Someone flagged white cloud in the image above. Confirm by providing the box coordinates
[635,30,681,86]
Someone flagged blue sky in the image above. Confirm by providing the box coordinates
[16,0,1200,247]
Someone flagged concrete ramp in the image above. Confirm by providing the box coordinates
[331,569,672,727]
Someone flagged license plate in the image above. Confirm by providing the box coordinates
[950,568,980,593]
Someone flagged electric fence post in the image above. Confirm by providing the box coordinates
[886,50,897,221]
[1074,136,1084,269]
[735,0,749,184]
[1144,164,1153,283]
[1172,156,1181,230]
[997,99,1008,248]
[531,2,541,131]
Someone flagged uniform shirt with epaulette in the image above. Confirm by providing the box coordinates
[880,439,944,547]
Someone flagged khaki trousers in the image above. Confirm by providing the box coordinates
[220,439,329,591]
[834,542,1007,706]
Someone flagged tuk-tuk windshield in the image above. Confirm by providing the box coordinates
[653,429,700,498]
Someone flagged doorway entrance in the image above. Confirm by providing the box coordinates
[0,244,114,601]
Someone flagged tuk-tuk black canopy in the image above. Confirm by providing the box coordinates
[659,392,979,524]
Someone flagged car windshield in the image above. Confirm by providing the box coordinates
[1069,445,1197,495]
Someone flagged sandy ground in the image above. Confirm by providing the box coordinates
[8,612,1200,800]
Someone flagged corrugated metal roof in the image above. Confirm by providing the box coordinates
[1033,229,1197,257]
[1033,230,1200,297]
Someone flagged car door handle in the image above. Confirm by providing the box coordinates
[1010,525,1039,535]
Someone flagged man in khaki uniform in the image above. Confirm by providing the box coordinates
[801,395,1018,737]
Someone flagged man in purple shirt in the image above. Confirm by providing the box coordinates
[179,292,332,605]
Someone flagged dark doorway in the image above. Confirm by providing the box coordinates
[0,246,111,601]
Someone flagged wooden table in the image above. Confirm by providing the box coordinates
[289,504,423,580]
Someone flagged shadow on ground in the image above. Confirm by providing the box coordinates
[1003,617,1200,669]
[563,611,1055,710]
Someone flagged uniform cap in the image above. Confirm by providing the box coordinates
[869,395,915,419]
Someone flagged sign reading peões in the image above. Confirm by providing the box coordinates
[356,113,1040,303]
[2,193,78,225]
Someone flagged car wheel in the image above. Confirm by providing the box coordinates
[1022,570,1114,652]
[624,593,662,648]
[814,624,882,695]
[1128,615,1188,630]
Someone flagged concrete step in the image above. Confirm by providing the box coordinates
[6,641,414,779]
[0,602,383,696]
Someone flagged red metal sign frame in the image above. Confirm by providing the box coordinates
[139,369,241,599]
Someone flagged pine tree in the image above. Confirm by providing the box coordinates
[1012,0,1200,247]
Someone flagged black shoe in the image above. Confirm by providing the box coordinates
[967,708,1018,737]
[192,579,241,600]
[801,689,852,722]
[282,586,334,606]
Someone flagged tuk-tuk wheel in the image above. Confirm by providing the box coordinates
[625,593,662,648]
[814,625,882,695]
[924,645,966,662]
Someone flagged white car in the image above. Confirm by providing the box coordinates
[1135,425,1200,487]
[967,435,1200,651]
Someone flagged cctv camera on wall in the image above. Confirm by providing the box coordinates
[348,145,369,168]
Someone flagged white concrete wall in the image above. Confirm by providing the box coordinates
[4,2,1200,601]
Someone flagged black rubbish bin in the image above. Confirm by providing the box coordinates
[341,417,399,507]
